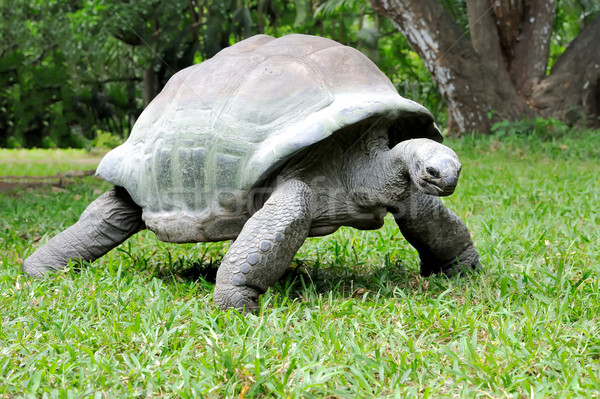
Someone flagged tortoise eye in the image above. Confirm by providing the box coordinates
[426,167,441,178]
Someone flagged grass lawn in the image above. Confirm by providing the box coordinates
[1,131,599,397]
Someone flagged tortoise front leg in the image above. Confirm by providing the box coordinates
[389,192,479,277]
[214,180,312,311]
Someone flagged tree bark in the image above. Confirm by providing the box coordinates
[531,13,600,124]
[369,0,600,134]
[143,69,157,107]
[489,0,556,96]
[369,0,532,133]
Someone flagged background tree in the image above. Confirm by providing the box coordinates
[1,0,597,147]
[368,0,600,133]
[0,0,140,147]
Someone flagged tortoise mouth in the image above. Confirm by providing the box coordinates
[419,177,457,196]
[413,158,460,197]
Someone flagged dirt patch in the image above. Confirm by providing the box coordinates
[0,157,104,165]
[0,170,97,194]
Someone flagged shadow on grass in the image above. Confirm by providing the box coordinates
[145,256,469,302]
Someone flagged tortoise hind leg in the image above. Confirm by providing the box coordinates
[23,186,145,277]
[389,192,479,277]
[214,180,312,311]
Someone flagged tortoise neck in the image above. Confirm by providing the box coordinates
[343,137,410,208]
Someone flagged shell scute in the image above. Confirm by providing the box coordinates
[222,58,333,129]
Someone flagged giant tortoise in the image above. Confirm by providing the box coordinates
[23,34,479,310]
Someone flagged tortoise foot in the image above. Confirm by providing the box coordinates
[420,245,480,277]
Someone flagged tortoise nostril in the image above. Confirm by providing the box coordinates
[426,166,440,178]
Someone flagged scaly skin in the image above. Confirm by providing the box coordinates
[389,191,479,277]
[213,180,312,311]
[22,187,145,277]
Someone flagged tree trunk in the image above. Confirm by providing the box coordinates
[531,14,600,125]
[143,69,158,107]
[369,0,600,134]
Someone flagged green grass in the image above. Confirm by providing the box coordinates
[1,131,600,397]
[0,148,107,176]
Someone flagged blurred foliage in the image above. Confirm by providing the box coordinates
[0,0,137,148]
[491,116,572,140]
[91,130,124,150]
[0,0,597,148]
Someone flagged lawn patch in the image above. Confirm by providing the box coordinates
[1,131,599,397]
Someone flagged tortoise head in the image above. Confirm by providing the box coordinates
[400,139,462,197]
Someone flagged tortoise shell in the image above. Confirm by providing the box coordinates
[96,34,441,243]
